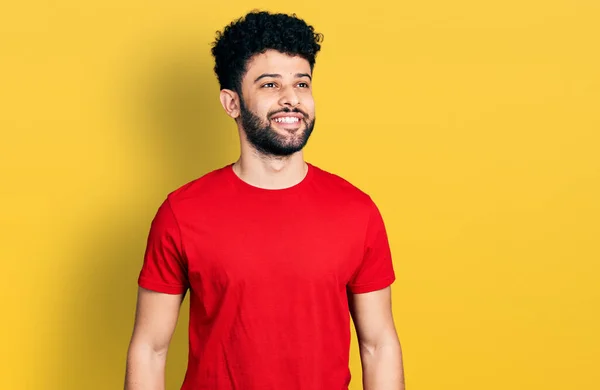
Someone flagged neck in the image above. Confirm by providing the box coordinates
[233,145,308,190]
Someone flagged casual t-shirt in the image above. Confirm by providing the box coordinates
[138,162,396,390]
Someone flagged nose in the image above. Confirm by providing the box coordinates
[278,85,299,107]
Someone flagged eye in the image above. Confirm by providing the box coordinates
[262,82,276,88]
[298,82,310,88]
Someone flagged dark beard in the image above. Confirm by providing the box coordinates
[239,97,315,157]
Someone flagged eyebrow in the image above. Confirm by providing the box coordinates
[254,73,312,83]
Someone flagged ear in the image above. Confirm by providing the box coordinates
[219,89,240,119]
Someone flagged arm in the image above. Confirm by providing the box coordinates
[124,287,185,390]
[349,286,405,390]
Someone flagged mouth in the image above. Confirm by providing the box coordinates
[272,116,302,124]
[270,114,304,132]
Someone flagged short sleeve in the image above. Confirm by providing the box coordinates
[348,199,396,294]
[137,198,189,294]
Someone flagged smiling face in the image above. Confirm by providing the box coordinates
[236,50,316,157]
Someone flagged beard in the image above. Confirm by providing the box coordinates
[239,97,315,157]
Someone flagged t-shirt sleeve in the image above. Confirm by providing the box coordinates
[137,198,189,294]
[348,198,396,294]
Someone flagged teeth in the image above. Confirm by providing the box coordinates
[274,117,300,123]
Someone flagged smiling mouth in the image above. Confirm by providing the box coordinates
[272,116,301,124]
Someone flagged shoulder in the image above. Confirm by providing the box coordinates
[309,163,377,210]
[164,164,234,211]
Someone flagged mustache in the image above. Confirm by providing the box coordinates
[268,107,309,119]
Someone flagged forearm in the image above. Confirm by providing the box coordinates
[360,340,405,390]
[125,341,168,390]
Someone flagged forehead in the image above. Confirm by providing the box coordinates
[243,50,311,80]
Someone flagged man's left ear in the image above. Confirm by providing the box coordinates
[219,89,240,119]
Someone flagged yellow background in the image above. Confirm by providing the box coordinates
[1,1,599,389]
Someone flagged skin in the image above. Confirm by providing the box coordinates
[125,49,405,390]
[350,287,406,390]
[220,49,316,189]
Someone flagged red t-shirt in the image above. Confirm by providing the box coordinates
[138,162,396,390]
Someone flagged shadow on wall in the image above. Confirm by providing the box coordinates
[54,44,235,390]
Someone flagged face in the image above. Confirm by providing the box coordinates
[235,50,316,157]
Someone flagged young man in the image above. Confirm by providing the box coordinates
[125,10,405,390]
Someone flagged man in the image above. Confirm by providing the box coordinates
[125,10,405,390]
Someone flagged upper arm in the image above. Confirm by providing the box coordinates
[131,197,189,352]
[129,287,185,354]
[348,198,395,294]
[349,286,398,351]
[348,198,398,349]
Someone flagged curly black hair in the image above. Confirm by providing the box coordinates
[211,10,324,93]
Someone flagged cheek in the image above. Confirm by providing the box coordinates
[249,103,270,120]
[300,94,315,113]
[257,97,279,117]
[305,98,315,116]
